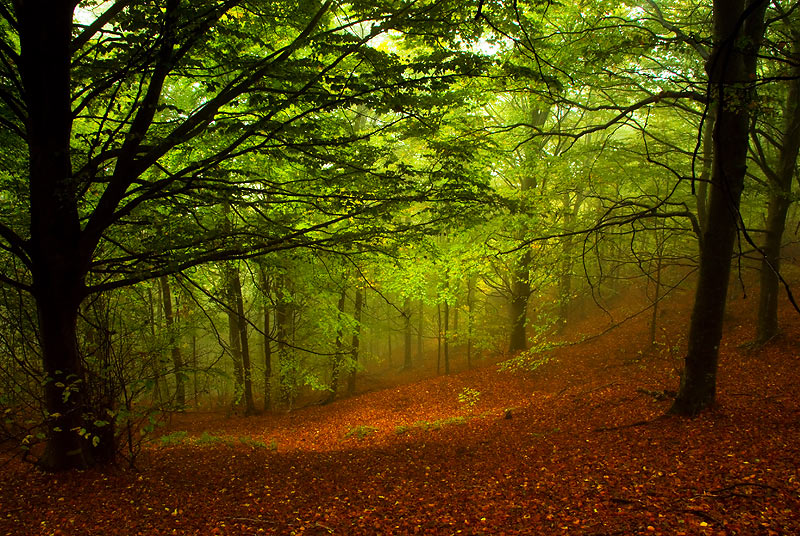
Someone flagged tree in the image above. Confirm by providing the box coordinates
[670,0,769,415]
[0,0,491,470]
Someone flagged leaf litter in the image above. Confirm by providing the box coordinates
[2,292,799,535]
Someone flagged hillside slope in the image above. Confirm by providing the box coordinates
[2,291,799,535]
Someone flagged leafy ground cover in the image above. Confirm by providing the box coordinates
[2,291,799,535]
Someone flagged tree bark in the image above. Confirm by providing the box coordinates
[159,275,185,408]
[670,0,768,416]
[233,267,256,415]
[20,2,94,471]
[225,265,245,409]
[508,250,531,353]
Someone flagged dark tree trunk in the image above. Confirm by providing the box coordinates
[347,287,363,396]
[159,275,185,408]
[19,3,95,471]
[756,33,800,343]
[670,0,768,416]
[508,250,531,353]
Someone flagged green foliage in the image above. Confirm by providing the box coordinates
[500,347,556,373]
[159,431,275,449]
[457,387,481,411]
[158,431,189,447]
[395,416,468,435]
[344,424,379,439]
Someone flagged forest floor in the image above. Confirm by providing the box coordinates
[2,288,800,535]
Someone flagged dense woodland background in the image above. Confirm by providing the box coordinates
[0,0,798,479]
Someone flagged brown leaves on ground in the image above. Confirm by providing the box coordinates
[2,293,799,535]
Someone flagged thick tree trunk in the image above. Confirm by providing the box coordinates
[756,33,800,343]
[159,276,185,408]
[508,250,531,353]
[670,0,767,416]
[19,3,96,471]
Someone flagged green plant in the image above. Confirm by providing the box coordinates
[457,387,481,411]
[412,416,467,431]
[344,424,378,439]
[158,430,188,446]
[196,431,222,445]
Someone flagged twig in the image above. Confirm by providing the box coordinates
[682,509,722,526]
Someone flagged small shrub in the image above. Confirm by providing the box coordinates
[413,416,467,431]
[158,430,188,446]
[457,387,481,411]
[196,431,222,445]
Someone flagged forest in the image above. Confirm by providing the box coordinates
[1,0,799,534]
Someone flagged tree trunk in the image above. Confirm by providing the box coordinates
[233,266,256,415]
[274,276,293,409]
[159,275,185,408]
[649,249,664,345]
[348,287,363,396]
[756,32,800,343]
[443,299,450,375]
[260,267,272,412]
[147,285,163,403]
[403,297,412,370]
[508,250,531,353]
[670,0,768,416]
[436,303,442,375]
[696,106,717,233]
[21,3,96,471]
[417,299,424,359]
[326,286,347,403]
[225,265,245,409]
[466,276,476,369]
